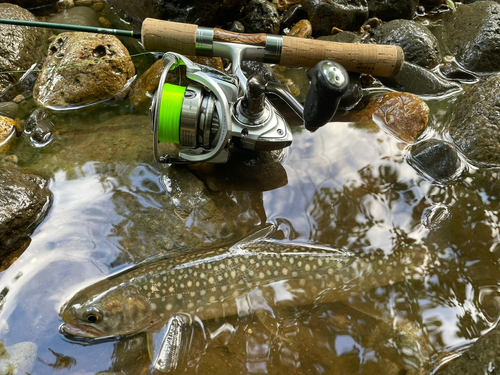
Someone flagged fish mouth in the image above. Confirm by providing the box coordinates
[59,321,107,339]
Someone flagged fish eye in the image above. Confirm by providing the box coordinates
[83,307,102,324]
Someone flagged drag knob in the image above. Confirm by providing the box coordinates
[304,60,349,132]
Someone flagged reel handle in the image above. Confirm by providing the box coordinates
[303,61,349,132]
[141,18,404,77]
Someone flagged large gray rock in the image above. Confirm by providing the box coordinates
[443,1,500,73]
[0,4,47,96]
[301,0,368,36]
[367,0,419,20]
[106,0,246,29]
[47,4,101,28]
[0,167,51,256]
[370,19,441,69]
[449,75,500,167]
[33,32,135,109]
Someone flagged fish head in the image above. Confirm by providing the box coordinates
[60,284,161,339]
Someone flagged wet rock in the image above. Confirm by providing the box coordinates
[408,139,464,184]
[0,0,58,10]
[443,1,500,73]
[435,322,500,375]
[0,116,20,154]
[0,341,38,375]
[0,102,18,119]
[439,63,478,83]
[367,0,419,21]
[318,31,363,43]
[0,4,47,96]
[129,56,225,113]
[370,19,441,69]
[281,3,308,28]
[33,32,135,109]
[449,75,500,168]
[239,0,280,34]
[288,19,312,38]
[105,0,246,29]
[338,72,363,112]
[273,0,302,12]
[24,108,54,146]
[228,21,245,33]
[379,62,462,97]
[301,0,368,36]
[0,166,51,256]
[350,92,429,143]
[47,4,100,28]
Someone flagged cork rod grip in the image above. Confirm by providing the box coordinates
[142,18,198,55]
[281,36,404,77]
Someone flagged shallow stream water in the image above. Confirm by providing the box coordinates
[1,45,500,375]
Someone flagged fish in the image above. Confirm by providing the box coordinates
[60,226,426,339]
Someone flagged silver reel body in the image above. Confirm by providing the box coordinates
[150,52,293,164]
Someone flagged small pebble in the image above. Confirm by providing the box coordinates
[91,1,105,12]
[98,16,112,28]
[13,95,25,104]
[74,0,92,6]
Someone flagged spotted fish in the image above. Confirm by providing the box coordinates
[60,226,426,339]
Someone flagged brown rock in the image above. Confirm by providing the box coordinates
[272,0,301,12]
[129,56,225,112]
[0,116,20,153]
[98,16,112,28]
[289,19,312,38]
[351,92,429,143]
[74,0,92,5]
[0,4,47,94]
[33,32,135,109]
[91,1,105,12]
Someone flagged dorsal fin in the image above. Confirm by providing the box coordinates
[230,224,279,250]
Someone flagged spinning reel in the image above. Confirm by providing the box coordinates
[150,51,350,164]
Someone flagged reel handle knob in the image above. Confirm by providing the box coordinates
[304,60,349,132]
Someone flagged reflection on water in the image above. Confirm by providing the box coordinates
[0,95,500,374]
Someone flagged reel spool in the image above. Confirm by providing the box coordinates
[150,52,234,164]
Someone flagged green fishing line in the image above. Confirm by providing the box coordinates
[158,83,186,144]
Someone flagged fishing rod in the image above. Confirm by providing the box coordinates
[0,18,403,77]
[0,17,405,164]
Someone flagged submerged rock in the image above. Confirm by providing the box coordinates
[0,4,47,96]
[449,75,500,168]
[370,19,441,69]
[443,1,500,73]
[239,0,281,34]
[33,32,135,109]
[408,139,464,184]
[24,108,54,146]
[350,92,430,143]
[301,0,369,36]
[0,166,51,257]
[0,341,38,375]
